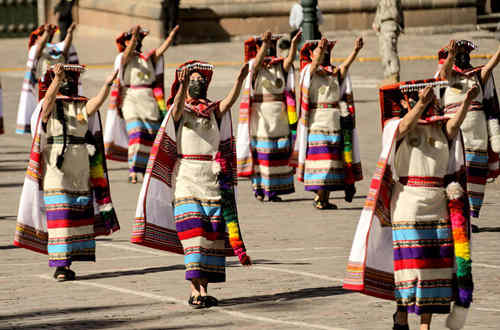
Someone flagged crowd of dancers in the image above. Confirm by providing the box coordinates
[5,22,500,330]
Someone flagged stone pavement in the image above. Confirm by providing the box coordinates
[0,29,500,330]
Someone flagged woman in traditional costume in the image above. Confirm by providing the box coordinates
[131,60,251,308]
[237,31,302,202]
[295,37,364,209]
[103,25,178,183]
[344,80,476,330]
[14,63,120,281]
[438,40,500,227]
[16,23,78,134]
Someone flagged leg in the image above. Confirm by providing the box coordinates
[420,313,432,330]
[392,306,409,330]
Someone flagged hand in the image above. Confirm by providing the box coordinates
[178,67,189,89]
[132,25,141,39]
[262,31,272,44]
[291,29,302,47]
[313,37,327,59]
[418,86,434,106]
[53,63,65,81]
[67,23,76,35]
[167,25,180,41]
[448,39,457,56]
[466,84,480,100]
[354,37,364,52]
[238,62,249,81]
[105,69,119,86]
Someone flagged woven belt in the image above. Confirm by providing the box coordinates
[445,101,483,113]
[47,135,86,145]
[124,84,153,89]
[399,176,444,188]
[310,102,339,109]
[252,94,285,103]
[178,154,214,161]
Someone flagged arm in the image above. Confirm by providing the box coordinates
[86,70,119,117]
[310,38,327,75]
[283,30,302,73]
[446,85,479,140]
[121,26,140,68]
[439,39,457,81]
[62,23,76,58]
[339,37,363,80]
[153,25,179,63]
[218,63,249,117]
[172,68,189,123]
[41,64,64,123]
[251,31,272,76]
[34,25,53,60]
[397,86,433,140]
[481,45,500,86]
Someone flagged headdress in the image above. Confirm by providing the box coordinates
[299,39,336,70]
[28,25,58,49]
[166,60,214,107]
[39,64,87,98]
[244,35,281,62]
[438,40,477,63]
[379,79,449,127]
[115,28,149,52]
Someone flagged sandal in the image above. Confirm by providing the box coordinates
[188,295,205,309]
[128,173,137,184]
[313,197,337,210]
[53,267,76,282]
[254,193,264,202]
[201,295,218,308]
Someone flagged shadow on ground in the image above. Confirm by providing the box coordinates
[76,265,185,281]
[218,285,353,307]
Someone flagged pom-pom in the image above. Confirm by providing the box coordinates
[86,144,96,157]
[446,182,464,201]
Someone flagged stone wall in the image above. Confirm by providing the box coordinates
[42,0,479,42]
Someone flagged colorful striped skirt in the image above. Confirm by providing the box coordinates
[250,136,294,197]
[304,129,345,191]
[391,182,453,314]
[44,189,96,267]
[122,88,161,174]
[174,159,226,282]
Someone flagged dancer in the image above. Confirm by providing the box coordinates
[103,25,178,183]
[132,61,251,308]
[15,64,120,281]
[16,23,78,134]
[295,37,364,209]
[344,80,475,330]
[237,31,301,202]
[438,40,500,226]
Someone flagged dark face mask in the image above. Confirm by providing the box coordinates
[321,50,331,67]
[59,79,76,96]
[135,40,143,53]
[265,46,277,57]
[455,52,471,70]
[188,79,207,99]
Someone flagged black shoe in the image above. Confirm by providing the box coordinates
[392,312,409,330]
[471,224,480,233]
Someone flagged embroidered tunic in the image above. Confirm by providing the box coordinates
[250,62,294,197]
[391,123,453,314]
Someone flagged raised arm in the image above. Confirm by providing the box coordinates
[310,38,327,75]
[34,25,54,60]
[439,40,457,81]
[283,30,302,73]
[41,64,64,124]
[397,86,434,140]
[251,31,272,75]
[62,23,76,58]
[121,26,140,68]
[153,25,179,63]
[481,45,500,86]
[218,63,249,117]
[86,70,119,117]
[172,68,189,123]
[446,85,479,140]
[339,37,363,80]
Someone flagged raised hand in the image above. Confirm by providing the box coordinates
[168,25,180,41]
[418,86,434,106]
[354,37,364,52]
[178,67,189,89]
[448,39,457,56]
[466,84,480,100]
[291,29,302,47]
[53,63,65,80]
[262,31,272,44]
